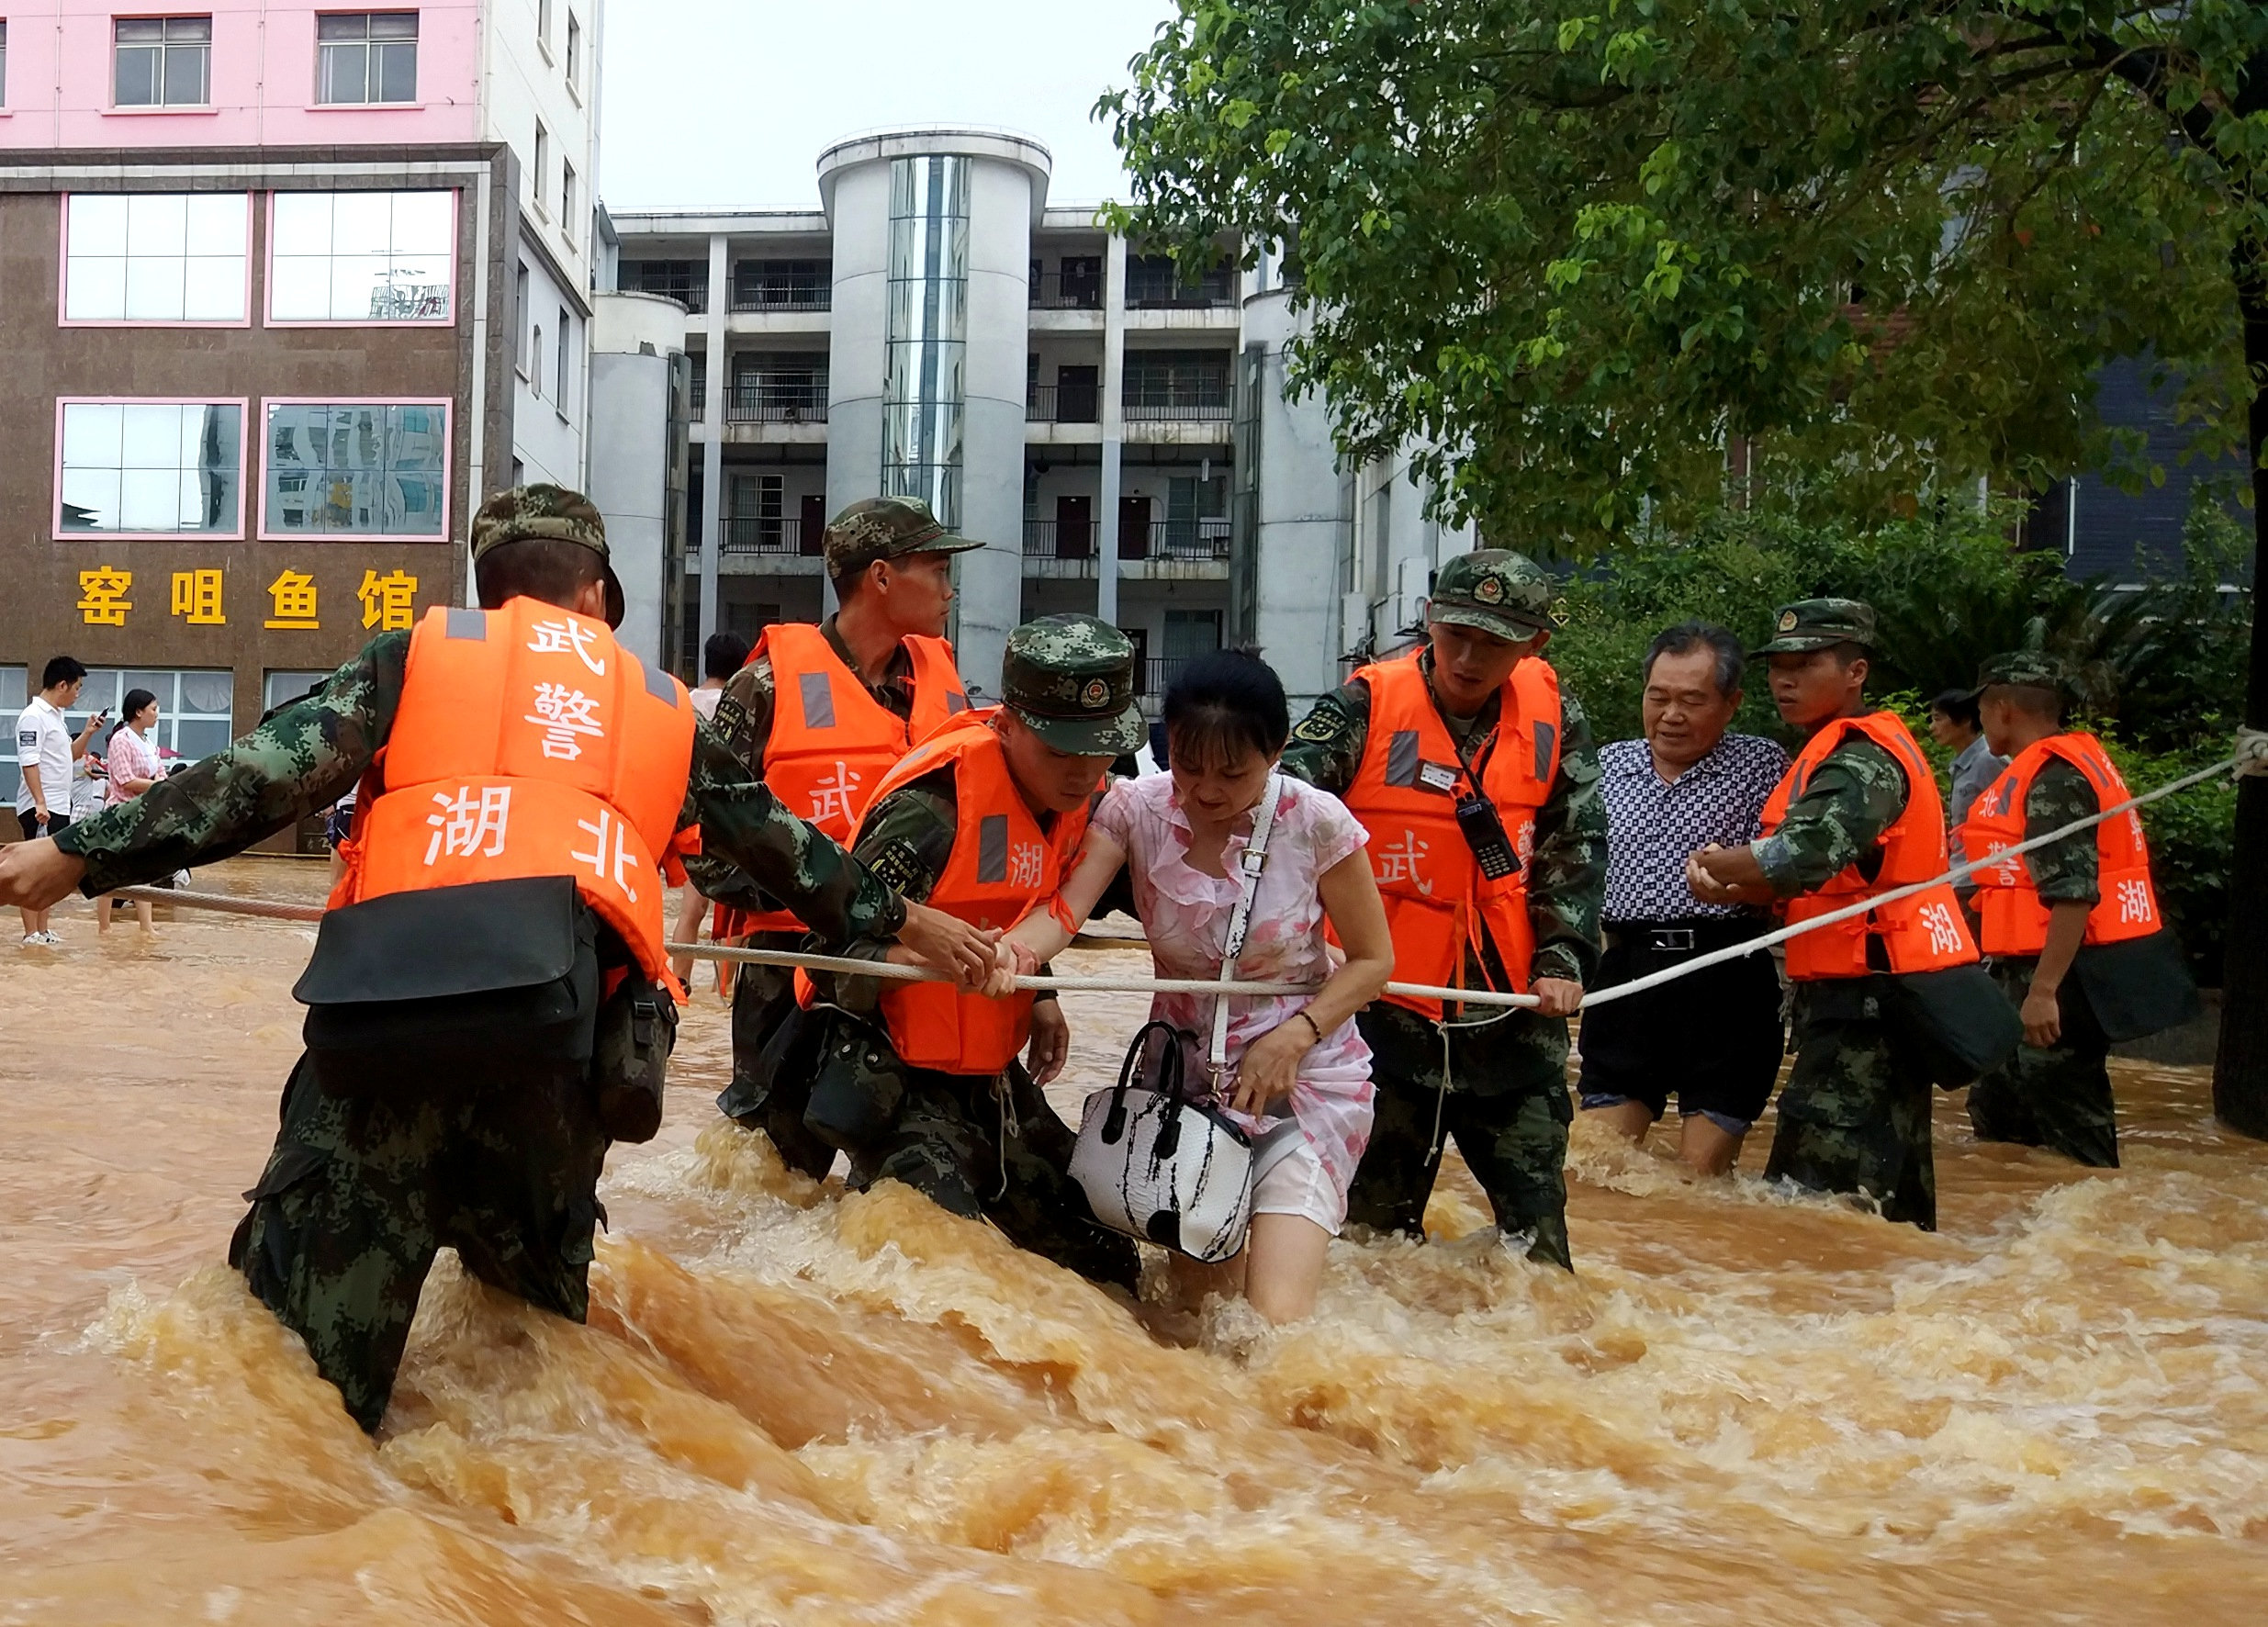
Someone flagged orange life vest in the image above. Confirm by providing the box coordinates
[796,709,1088,1075]
[1338,649,1563,1019]
[729,623,967,936]
[1758,711,1979,981]
[1956,732,2161,956]
[331,599,694,991]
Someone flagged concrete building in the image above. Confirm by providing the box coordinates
[0,3,600,832]
[603,126,1473,713]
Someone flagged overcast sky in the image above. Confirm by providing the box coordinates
[596,1,1179,213]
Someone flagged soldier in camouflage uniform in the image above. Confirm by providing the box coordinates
[1280,551,1607,1270]
[800,615,1143,1291]
[691,496,986,1179]
[1689,600,1972,1230]
[0,487,987,1432]
[1958,652,2199,1167]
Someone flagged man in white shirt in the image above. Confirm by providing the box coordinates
[14,656,104,947]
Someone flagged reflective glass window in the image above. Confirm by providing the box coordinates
[64,192,249,323]
[881,155,969,527]
[2,22,11,110]
[269,190,454,322]
[114,17,211,107]
[317,13,418,106]
[263,669,333,715]
[57,401,244,536]
[263,402,449,538]
[56,669,234,775]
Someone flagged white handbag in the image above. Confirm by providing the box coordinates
[1070,775,1283,1263]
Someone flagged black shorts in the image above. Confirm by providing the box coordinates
[16,810,68,843]
[1577,922,1786,1131]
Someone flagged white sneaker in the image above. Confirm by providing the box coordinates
[21,933,54,948]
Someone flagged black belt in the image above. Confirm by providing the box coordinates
[1603,917,1767,958]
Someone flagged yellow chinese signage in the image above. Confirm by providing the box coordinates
[71,565,425,632]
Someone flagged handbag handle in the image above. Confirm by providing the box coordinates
[1207,773,1286,1092]
[1102,1018,1184,1144]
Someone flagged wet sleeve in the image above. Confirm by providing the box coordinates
[680,660,779,907]
[810,777,960,1015]
[681,711,907,947]
[1526,687,1607,987]
[58,633,406,895]
[1277,678,1372,793]
[1752,737,1910,897]
[2023,758,2102,906]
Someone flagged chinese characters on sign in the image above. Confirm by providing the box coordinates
[76,567,133,626]
[265,569,320,631]
[65,565,424,631]
[359,569,418,632]
[171,569,226,625]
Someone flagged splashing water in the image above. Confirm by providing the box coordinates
[3,862,2264,1623]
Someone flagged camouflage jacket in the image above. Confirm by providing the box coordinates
[1751,734,1907,897]
[683,616,916,912]
[2016,757,2101,907]
[53,630,905,945]
[1277,652,1607,987]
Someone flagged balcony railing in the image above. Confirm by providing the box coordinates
[1130,520,1231,562]
[729,285,831,313]
[719,516,813,555]
[1126,260,1237,309]
[1123,395,1232,421]
[1138,657,1189,699]
[725,376,828,422]
[1025,383,1099,424]
[1028,267,1104,310]
[1022,519,1099,576]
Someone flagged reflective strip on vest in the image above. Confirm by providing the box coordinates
[735,623,968,935]
[1339,649,1562,1018]
[1955,732,2161,955]
[1758,711,1978,980]
[333,599,696,988]
[796,709,1087,1075]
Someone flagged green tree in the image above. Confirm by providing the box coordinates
[1104,0,2268,1127]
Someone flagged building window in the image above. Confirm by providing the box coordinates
[566,13,581,86]
[269,190,454,323]
[263,669,333,714]
[2,22,10,109]
[261,401,450,540]
[562,163,578,232]
[538,0,553,50]
[556,307,571,410]
[56,400,245,537]
[316,12,418,105]
[532,121,549,214]
[66,669,235,767]
[620,258,707,314]
[531,324,544,397]
[63,192,249,323]
[1124,349,1234,420]
[881,154,970,526]
[514,264,531,374]
[729,353,828,421]
[114,17,211,107]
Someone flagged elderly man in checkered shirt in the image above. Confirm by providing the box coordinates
[1578,623,1789,1174]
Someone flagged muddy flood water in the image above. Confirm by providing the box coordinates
[2,856,2265,1624]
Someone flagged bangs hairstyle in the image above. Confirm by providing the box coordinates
[1162,649,1290,772]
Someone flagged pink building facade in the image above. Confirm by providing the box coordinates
[0,3,484,147]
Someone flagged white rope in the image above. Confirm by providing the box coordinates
[111,746,2240,1010]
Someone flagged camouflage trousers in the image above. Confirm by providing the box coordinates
[1967,958,2118,1168]
[228,1049,608,1432]
[715,934,837,1181]
[1345,1002,1576,1270]
[848,1058,1139,1292]
[1765,982,1937,1230]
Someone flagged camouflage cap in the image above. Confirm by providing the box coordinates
[468,484,624,628]
[824,496,986,578]
[1000,614,1147,755]
[1973,649,2074,697]
[1752,597,1878,656]
[1427,550,1559,644]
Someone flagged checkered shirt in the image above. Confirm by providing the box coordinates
[1599,733,1790,922]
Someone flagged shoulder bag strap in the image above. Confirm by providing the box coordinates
[1208,773,1285,1090]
